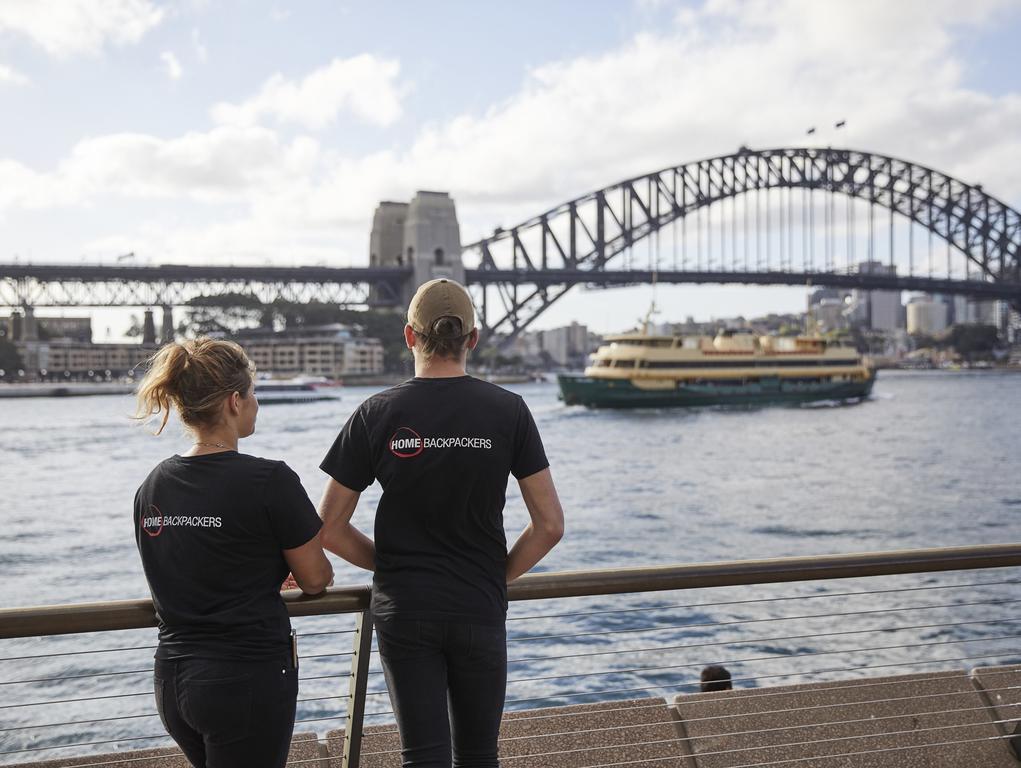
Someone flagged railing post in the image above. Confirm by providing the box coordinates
[341,609,373,768]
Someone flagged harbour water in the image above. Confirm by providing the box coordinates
[1,370,1020,758]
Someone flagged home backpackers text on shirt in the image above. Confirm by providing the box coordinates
[134,452,322,660]
[320,375,549,625]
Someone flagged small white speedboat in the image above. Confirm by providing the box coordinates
[255,377,340,405]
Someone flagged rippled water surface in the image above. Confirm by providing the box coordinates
[1,370,1020,758]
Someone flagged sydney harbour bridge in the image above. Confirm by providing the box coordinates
[2,147,1019,345]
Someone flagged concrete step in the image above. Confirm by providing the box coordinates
[672,671,1016,767]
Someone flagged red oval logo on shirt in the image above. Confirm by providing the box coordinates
[389,426,424,458]
[141,504,164,537]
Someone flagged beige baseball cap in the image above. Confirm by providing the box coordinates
[407,278,475,335]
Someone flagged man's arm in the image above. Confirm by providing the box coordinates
[506,468,564,582]
[318,477,375,571]
[282,532,334,595]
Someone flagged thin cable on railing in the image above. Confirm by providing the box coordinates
[298,649,354,659]
[295,628,356,638]
[0,731,330,768]
[356,714,1016,761]
[0,724,351,764]
[0,686,358,732]
[505,615,1021,665]
[0,689,152,708]
[508,597,1021,643]
[698,735,1014,768]
[296,672,351,684]
[503,578,1021,622]
[0,731,174,757]
[494,648,1021,709]
[353,614,1021,678]
[491,701,1015,748]
[560,734,1015,768]
[296,692,346,704]
[362,682,1021,739]
[502,680,1021,730]
[0,643,158,662]
[0,666,350,687]
[502,632,1021,686]
[359,648,1021,722]
[0,710,161,732]
[347,643,1021,722]
[1,666,153,685]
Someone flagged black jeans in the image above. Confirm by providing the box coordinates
[153,656,298,768]
[374,617,507,768]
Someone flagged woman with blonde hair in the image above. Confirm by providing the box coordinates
[134,338,333,768]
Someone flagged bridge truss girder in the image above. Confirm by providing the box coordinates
[0,267,408,310]
[465,147,1021,341]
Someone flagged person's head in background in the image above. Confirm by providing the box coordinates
[700,665,733,692]
[134,338,258,443]
[403,279,479,374]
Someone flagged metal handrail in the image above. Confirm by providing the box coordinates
[3,542,1021,768]
[3,542,1020,639]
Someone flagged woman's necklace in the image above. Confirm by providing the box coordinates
[193,441,232,450]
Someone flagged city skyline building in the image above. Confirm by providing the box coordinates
[906,296,950,335]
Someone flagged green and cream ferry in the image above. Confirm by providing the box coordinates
[558,330,875,408]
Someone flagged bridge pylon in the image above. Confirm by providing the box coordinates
[369,191,464,308]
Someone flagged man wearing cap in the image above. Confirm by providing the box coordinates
[318,278,565,767]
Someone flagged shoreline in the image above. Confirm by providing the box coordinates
[1,366,1018,398]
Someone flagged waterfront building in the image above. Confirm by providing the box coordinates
[534,322,593,368]
[6,311,94,343]
[14,339,156,377]
[235,324,384,378]
[906,296,949,335]
[813,298,848,333]
[507,323,598,369]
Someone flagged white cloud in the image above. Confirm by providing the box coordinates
[160,51,183,80]
[0,63,29,86]
[211,54,404,130]
[0,126,321,212]
[0,0,164,57]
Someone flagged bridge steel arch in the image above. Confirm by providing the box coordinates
[465,147,1021,341]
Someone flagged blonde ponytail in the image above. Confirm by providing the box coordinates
[134,338,254,435]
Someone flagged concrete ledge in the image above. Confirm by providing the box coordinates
[971,665,1021,762]
[972,665,1021,729]
[498,697,689,767]
[11,671,1019,768]
[326,697,688,767]
[7,731,324,768]
[673,671,1013,767]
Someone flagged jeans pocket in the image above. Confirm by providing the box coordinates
[180,673,252,745]
[375,618,422,661]
[467,623,507,663]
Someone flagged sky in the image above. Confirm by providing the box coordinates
[1,0,1020,339]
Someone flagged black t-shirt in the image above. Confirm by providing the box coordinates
[134,452,322,661]
[320,376,549,624]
